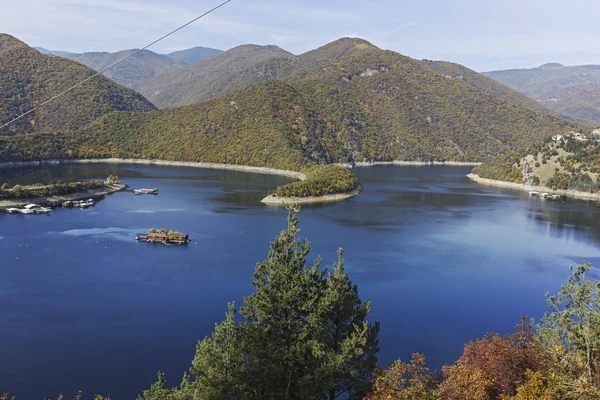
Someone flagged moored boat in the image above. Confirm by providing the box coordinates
[6,207,36,214]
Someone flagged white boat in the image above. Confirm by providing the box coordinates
[529,191,539,197]
[24,204,41,209]
[550,195,561,201]
[35,207,52,214]
[6,208,20,214]
[541,193,549,198]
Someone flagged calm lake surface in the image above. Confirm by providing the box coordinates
[2,163,600,399]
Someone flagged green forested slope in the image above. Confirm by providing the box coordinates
[0,35,585,170]
[538,83,600,124]
[0,34,156,135]
[0,48,581,169]
[423,60,553,114]
[133,38,381,109]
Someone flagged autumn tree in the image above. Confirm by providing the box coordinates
[439,317,548,400]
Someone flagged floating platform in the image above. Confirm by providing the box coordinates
[135,232,189,245]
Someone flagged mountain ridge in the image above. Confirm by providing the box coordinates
[0,33,156,135]
[484,63,600,123]
[0,36,583,170]
[32,45,224,87]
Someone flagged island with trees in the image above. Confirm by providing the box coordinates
[0,175,126,210]
[262,164,360,205]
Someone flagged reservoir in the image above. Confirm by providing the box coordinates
[1,163,600,399]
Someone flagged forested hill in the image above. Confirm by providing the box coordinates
[132,43,294,108]
[36,46,223,86]
[0,34,156,135]
[132,37,381,109]
[423,60,554,115]
[0,39,583,169]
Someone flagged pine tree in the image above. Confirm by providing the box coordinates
[315,249,380,399]
[240,208,327,399]
[142,209,379,400]
[188,303,249,400]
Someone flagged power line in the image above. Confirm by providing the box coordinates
[0,0,232,131]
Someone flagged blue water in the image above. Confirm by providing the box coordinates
[2,163,600,399]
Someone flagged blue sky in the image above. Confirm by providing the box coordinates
[1,0,599,71]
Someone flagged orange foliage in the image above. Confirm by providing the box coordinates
[439,317,548,400]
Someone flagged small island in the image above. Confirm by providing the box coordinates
[262,165,360,205]
[0,175,126,211]
[135,228,190,245]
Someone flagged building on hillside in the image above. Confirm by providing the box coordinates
[561,131,588,142]
[552,134,564,142]
[590,129,600,140]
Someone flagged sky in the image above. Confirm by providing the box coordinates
[1,0,600,72]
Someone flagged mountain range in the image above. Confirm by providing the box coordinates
[484,63,600,124]
[132,38,393,109]
[0,33,582,171]
[35,45,223,87]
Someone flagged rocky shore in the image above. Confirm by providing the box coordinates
[467,173,600,201]
[354,160,482,167]
[261,188,361,205]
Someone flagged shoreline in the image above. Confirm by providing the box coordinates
[261,188,361,205]
[0,183,127,209]
[467,173,600,201]
[354,161,482,167]
[0,159,307,181]
[0,158,481,207]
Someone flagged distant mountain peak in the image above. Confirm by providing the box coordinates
[228,44,292,55]
[539,63,565,69]
[320,37,378,52]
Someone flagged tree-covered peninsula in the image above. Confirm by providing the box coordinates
[472,129,600,194]
[270,165,359,198]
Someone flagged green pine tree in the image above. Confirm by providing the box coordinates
[316,249,380,400]
[188,303,249,400]
[141,209,379,400]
